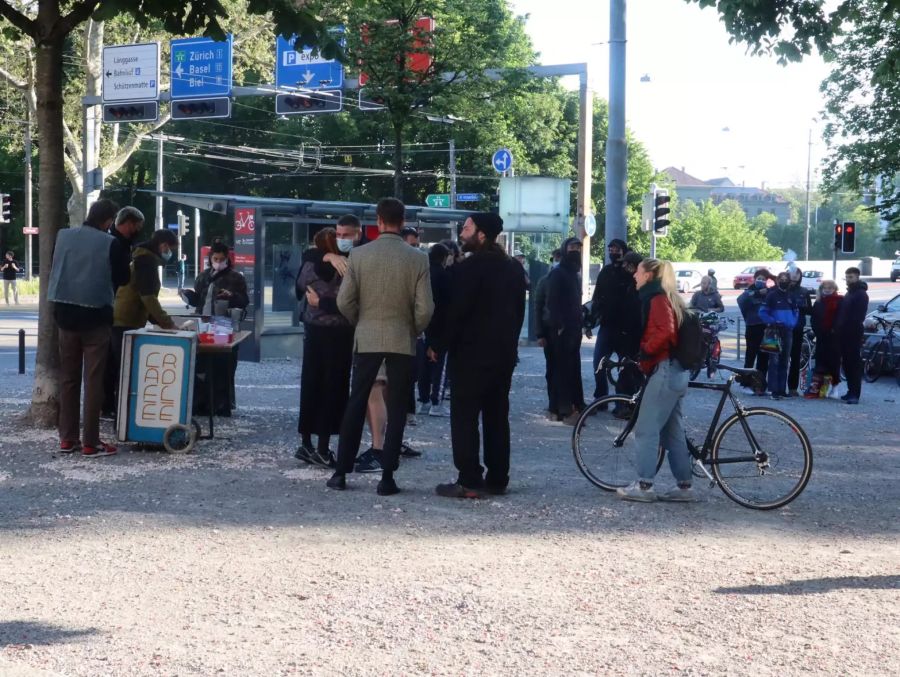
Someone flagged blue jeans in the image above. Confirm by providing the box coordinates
[634,359,693,485]
[592,326,615,399]
[766,326,793,396]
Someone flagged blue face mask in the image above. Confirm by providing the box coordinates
[336,238,354,253]
[754,280,765,289]
[161,249,173,262]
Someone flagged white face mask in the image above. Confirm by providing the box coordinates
[211,261,227,272]
[336,238,354,253]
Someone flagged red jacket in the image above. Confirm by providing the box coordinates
[639,294,677,374]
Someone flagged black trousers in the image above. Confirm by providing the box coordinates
[787,324,805,391]
[336,352,413,474]
[542,339,556,413]
[449,361,514,489]
[840,331,863,399]
[102,326,129,414]
[298,323,353,436]
[417,339,446,405]
[744,324,770,384]
[551,329,584,416]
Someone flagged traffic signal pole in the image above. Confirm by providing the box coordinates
[605,0,628,263]
[24,104,33,281]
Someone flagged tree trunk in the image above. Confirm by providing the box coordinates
[392,121,404,200]
[27,34,67,427]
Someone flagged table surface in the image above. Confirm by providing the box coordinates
[196,330,252,354]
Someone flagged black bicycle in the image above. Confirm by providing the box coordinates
[572,360,813,510]
[863,316,900,385]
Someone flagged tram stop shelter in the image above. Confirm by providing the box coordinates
[150,191,477,361]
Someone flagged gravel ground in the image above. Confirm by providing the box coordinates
[0,346,898,676]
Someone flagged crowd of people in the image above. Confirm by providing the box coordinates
[48,198,251,458]
[737,265,869,403]
[44,196,873,503]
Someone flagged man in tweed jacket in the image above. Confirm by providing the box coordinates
[328,197,434,496]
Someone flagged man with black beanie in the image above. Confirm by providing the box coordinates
[431,213,526,498]
[546,237,586,424]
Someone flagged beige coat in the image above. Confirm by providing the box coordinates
[337,232,434,355]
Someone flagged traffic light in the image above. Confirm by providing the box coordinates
[276,91,343,115]
[171,98,231,120]
[653,188,671,235]
[0,193,10,223]
[489,192,499,214]
[842,222,856,254]
[833,222,843,250]
[177,210,190,237]
[358,89,386,111]
[102,102,159,123]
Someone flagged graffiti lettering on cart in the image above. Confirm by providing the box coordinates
[140,350,179,424]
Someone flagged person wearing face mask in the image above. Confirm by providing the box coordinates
[590,238,633,400]
[101,206,145,417]
[808,280,843,398]
[834,267,869,404]
[737,269,774,393]
[294,228,353,467]
[758,271,800,399]
[786,266,815,396]
[546,237,587,425]
[186,242,249,318]
[533,248,563,416]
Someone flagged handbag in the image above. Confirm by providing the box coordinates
[760,326,782,354]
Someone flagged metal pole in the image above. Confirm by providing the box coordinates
[194,207,201,278]
[650,230,657,259]
[24,107,33,281]
[449,139,457,210]
[736,317,742,363]
[577,71,594,300]
[804,127,812,261]
[605,0,627,261]
[156,136,164,231]
[18,328,25,375]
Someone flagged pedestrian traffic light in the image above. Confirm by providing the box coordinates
[0,193,10,223]
[276,91,343,115]
[842,221,856,254]
[177,210,190,237]
[833,222,843,250]
[171,98,231,120]
[102,102,159,123]
[653,188,671,235]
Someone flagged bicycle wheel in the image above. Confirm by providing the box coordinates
[863,342,886,383]
[710,407,812,509]
[572,395,663,491]
[799,337,812,373]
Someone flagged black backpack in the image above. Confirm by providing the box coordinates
[672,309,705,371]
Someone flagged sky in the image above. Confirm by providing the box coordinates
[508,0,831,190]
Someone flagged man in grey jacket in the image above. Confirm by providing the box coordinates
[327,198,434,496]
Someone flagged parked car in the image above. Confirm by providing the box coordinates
[891,253,900,282]
[675,269,703,293]
[800,270,824,291]
[865,292,900,329]
[733,266,770,289]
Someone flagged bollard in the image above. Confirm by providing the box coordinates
[18,328,26,375]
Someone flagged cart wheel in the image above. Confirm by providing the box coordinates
[191,417,203,441]
[163,423,196,454]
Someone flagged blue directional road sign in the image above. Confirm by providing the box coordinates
[492,148,513,173]
[456,193,483,203]
[170,35,233,99]
[276,35,344,90]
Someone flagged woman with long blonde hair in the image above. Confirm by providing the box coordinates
[618,258,695,502]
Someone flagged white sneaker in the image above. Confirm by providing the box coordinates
[406,414,417,427]
[827,384,841,400]
[417,402,431,415]
[616,481,657,502]
[659,486,697,503]
[428,403,448,417]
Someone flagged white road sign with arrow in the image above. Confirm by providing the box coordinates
[102,43,160,103]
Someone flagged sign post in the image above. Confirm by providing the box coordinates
[102,43,160,102]
[492,148,513,174]
[425,194,451,208]
[275,35,344,90]
[170,35,233,105]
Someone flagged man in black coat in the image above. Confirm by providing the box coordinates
[835,267,869,404]
[431,213,526,498]
[546,237,586,424]
[590,238,633,399]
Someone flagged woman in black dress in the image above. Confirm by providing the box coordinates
[295,228,353,467]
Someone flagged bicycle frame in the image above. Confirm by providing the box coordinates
[611,367,765,477]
